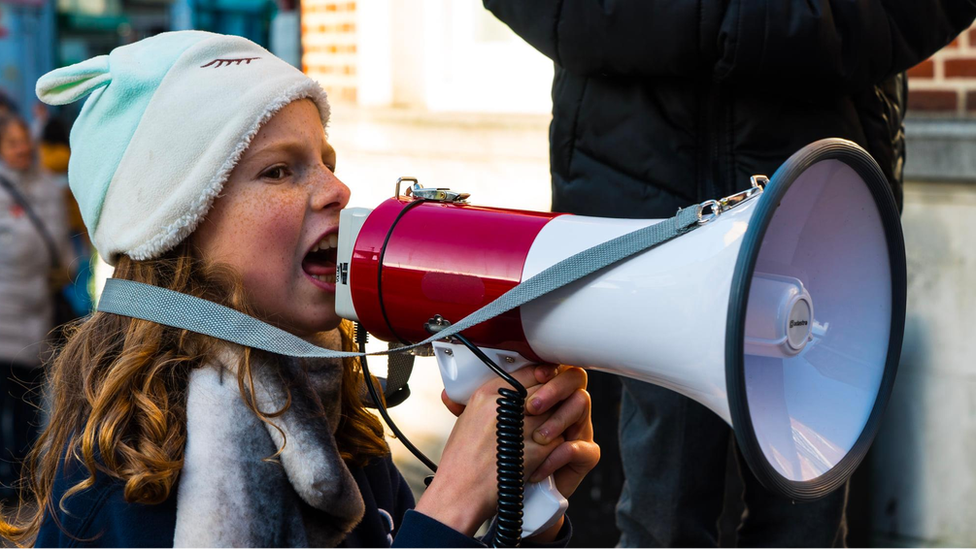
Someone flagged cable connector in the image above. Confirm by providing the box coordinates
[425,314,459,343]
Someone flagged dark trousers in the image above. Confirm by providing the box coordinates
[0,360,45,501]
[616,380,848,548]
[566,372,625,547]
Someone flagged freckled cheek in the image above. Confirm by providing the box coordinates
[229,200,306,291]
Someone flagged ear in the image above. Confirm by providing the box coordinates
[36,55,111,106]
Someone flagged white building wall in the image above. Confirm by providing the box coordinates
[419,0,553,113]
[870,123,976,546]
[325,0,553,113]
[355,0,393,107]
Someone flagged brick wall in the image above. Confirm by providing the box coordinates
[907,22,976,116]
[301,0,358,103]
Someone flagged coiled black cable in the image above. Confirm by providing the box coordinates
[453,333,527,548]
[492,385,526,547]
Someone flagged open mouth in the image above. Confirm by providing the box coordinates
[302,232,338,286]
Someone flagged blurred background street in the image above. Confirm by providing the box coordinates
[2,1,976,546]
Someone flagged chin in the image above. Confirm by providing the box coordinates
[304,314,344,335]
[264,311,343,339]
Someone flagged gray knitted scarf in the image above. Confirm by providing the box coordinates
[173,330,365,547]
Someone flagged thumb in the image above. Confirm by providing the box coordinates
[441,389,466,417]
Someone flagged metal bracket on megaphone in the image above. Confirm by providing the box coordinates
[697,174,769,225]
[396,176,471,203]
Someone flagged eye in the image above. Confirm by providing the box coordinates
[260,165,290,180]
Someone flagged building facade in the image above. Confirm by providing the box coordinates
[870,21,976,548]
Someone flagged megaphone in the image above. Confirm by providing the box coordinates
[334,139,906,534]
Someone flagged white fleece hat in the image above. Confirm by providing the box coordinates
[36,31,329,265]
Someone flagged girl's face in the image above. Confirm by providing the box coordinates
[0,121,33,172]
[192,99,350,338]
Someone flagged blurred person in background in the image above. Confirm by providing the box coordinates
[38,111,70,176]
[36,111,94,317]
[30,103,49,143]
[486,1,976,547]
[0,91,17,118]
[0,113,73,502]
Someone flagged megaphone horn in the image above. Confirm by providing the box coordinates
[335,138,906,521]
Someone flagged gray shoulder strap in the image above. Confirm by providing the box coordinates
[97,206,700,359]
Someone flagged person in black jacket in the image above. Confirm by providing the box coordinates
[485,1,976,546]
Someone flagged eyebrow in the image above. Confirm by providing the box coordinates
[248,135,335,162]
[245,139,335,162]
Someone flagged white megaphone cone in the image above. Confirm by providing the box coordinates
[335,138,906,535]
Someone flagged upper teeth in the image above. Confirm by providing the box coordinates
[311,233,339,253]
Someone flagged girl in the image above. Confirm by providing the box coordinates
[0,31,599,547]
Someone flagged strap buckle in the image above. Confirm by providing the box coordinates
[696,174,767,225]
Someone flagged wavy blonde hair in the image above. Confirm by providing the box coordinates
[0,242,389,545]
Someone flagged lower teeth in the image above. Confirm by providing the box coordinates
[313,274,335,284]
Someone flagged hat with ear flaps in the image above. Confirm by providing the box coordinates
[36,31,330,265]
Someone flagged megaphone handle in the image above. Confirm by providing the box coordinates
[521,476,571,536]
[433,340,569,539]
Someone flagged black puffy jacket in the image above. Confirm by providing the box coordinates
[485,0,976,217]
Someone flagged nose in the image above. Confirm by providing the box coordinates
[311,168,351,212]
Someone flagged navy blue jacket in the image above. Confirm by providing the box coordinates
[36,454,570,548]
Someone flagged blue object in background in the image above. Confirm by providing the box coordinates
[171,0,276,48]
[0,0,57,122]
[63,234,94,316]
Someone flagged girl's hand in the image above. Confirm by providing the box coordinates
[525,365,600,497]
[522,365,600,542]
[415,364,599,538]
[443,364,600,498]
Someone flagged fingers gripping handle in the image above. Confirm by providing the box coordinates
[432,342,569,538]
